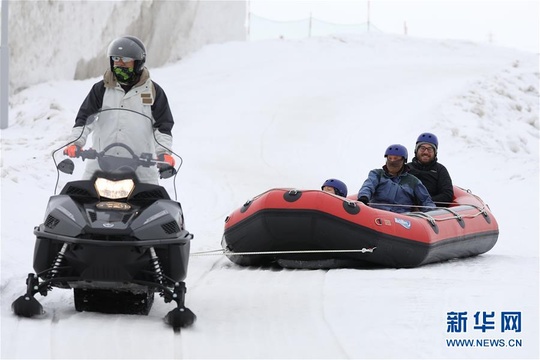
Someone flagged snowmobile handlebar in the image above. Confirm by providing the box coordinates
[72,143,176,179]
[75,143,159,168]
[77,148,98,160]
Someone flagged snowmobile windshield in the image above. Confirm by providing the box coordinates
[61,107,167,185]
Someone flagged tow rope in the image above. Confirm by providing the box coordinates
[190,247,377,257]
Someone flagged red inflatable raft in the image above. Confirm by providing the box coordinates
[221,186,499,269]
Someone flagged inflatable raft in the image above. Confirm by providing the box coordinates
[221,186,499,269]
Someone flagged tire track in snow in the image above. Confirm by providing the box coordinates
[320,270,351,358]
[180,260,354,358]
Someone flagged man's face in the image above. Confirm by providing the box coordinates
[111,56,136,84]
[416,144,436,164]
[386,155,404,170]
[322,186,337,194]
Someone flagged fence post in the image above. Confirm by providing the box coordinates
[308,12,312,37]
[246,0,251,41]
[367,0,371,32]
[1,0,9,129]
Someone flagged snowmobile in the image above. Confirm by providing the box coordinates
[11,108,196,332]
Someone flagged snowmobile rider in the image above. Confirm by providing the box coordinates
[321,178,348,197]
[357,144,435,213]
[407,132,454,206]
[63,35,175,185]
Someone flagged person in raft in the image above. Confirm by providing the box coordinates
[357,144,436,213]
[321,178,348,197]
[407,132,454,207]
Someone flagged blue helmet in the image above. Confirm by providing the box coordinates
[384,144,408,162]
[321,178,348,197]
[416,132,438,150]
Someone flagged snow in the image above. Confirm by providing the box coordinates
[1,32,539,358]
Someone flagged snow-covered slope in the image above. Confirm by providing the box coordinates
[1,32,538,358]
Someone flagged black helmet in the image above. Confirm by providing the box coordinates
[107,35,146,75]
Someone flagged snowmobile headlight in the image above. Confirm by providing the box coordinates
[94,178,135,199]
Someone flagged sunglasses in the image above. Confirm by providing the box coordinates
[111,56,134,63]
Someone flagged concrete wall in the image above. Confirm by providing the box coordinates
[7,0,246,93]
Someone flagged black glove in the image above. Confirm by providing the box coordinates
[358,196,369,205]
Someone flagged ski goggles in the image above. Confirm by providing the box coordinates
[111,56,134,63]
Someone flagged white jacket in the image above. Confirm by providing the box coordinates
[70,69,173,184]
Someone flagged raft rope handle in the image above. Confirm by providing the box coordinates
[368,202,489,222]
[243,187,488,213]
[437,207,462,221]
[427,207,488,222]
[406,211,436,226]
[190,247,377,257]
[462,202,489,217]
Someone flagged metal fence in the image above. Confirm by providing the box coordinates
[248,13,381,41]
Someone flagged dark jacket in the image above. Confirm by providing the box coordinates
[407,157,454,206]
[357,165,435,213]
